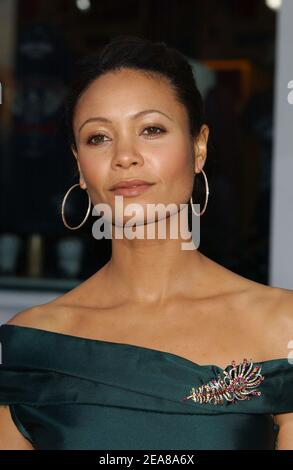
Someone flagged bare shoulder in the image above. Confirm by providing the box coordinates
[268,285,293,341]
[4,270,105,333]
[5,300,75,333]
[259,284,293,328]
[272,284,293,315]
[217,259,293,359]
[248,282,293,359]
[220,259,293,324]
[4,265,111,334]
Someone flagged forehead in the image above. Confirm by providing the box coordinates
[73,68,188,127]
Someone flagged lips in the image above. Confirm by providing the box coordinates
[110,179,154,190]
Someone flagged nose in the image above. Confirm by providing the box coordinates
[111,138,143,169]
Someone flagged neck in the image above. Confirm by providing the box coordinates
[103,206,209,304]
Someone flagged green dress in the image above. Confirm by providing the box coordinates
[0,324,292,450]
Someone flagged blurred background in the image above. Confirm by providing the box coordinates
[0,0,292,321]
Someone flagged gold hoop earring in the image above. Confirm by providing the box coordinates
[61,183,91,230]
[190,168,209,216]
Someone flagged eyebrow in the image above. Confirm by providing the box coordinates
[78,109,174,133]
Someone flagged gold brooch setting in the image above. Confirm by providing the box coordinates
[182,358,265,406]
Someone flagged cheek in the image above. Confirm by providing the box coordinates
[154,141,194,200]
[77,149,108,188]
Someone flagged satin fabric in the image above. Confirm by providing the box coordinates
[0,324,292,450]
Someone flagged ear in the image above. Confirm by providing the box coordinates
[193,124,209,174]
[71,145,87,190]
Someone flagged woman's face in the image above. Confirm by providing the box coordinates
[72,68,208,225]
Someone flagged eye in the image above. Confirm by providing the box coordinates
[87,134,110,145]
[86,126,165,145]
[142,126,166,137]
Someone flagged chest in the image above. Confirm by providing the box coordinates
[69,298,267,370]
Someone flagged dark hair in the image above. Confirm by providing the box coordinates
[64,34,206,151]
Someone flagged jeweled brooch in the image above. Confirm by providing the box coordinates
[182,358,265,406]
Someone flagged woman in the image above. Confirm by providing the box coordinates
[0,35,292,450]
